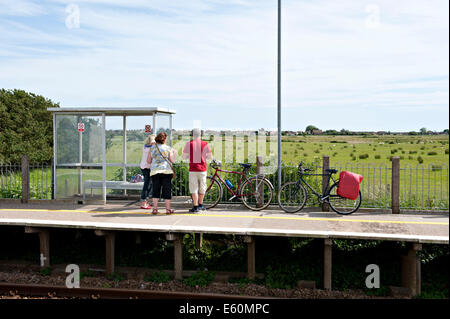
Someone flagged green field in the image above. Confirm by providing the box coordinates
[278,134,449,167]
[1,134,448,210]
[104,133,449,168]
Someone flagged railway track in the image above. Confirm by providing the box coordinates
[0,283,268,299]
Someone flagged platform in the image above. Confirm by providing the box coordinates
[0,202,448,244]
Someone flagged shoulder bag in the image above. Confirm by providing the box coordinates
[155,144,177,179]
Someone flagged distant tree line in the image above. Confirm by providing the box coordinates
[281,125,449,136]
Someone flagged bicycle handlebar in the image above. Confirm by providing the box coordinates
[298,161,312,174]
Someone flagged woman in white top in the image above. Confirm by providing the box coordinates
[140,134,156,209]
[148,132,177,214]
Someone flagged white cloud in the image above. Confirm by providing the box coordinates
[0,0,46,16]
[0,0,448,131]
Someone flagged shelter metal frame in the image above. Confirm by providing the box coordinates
[48,107,176,204]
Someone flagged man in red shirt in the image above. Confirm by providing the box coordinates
[183,128,213,213]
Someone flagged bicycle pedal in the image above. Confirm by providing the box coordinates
[228,195,237,201]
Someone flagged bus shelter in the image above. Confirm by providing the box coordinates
[47,107,176,203]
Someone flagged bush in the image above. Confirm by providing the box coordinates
[0,89,58,163]
[107,272,124,282]
[374,155,381,159]
[427,151,438,156]
[431,165,443,171]
[0,184,22,199]
[145,271,171,283]
[445,149,449,154]
[417,156,424,164]
[184,271,215,287]
[264,265,299,289]
[358,154,369,159]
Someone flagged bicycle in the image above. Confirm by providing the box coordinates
[277,162,362,215]
[204,159,274,211]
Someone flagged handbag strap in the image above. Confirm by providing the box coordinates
[155,144,175,174]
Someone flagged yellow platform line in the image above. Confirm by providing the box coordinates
[1,208,448,226]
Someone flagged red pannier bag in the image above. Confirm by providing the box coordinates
[337,171,363,200]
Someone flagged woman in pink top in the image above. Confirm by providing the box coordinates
[140,134,156,209]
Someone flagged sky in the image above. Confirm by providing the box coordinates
[0,0,448,132]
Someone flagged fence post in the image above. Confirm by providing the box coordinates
[21,155,29,204]
[392,157,400,214]
[256,156,263,208]
[322,155,330,212]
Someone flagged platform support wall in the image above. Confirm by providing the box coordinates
[166,233,183,280]
[25,227,50,268]
[401,243,422,296]
[324,238,332,290]
[95,230,116,275]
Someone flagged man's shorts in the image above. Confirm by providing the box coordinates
[189,171,207,194]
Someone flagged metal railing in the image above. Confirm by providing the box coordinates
[1,157,448,212]
[0,162,52,200]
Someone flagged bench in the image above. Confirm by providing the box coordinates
[83,180,144,199]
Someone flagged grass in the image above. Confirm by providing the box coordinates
[1,134,448,209]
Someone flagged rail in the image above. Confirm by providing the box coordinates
[0,283,261,299]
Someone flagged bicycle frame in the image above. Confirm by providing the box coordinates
[298,171,338,200]
[208,167,256,198]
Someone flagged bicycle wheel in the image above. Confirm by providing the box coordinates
[203,177,222,209]
[328,182,361,215]
[277,181,307,213]
[240,177,273,211]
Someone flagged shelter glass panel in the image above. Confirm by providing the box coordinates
[126,116,153,165]
[105,116,124,164]
[155,113,172,146]
[55,115,79,165]
[55,167,103,199]
[55,115,103,165]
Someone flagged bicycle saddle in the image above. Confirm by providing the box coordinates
[326,169,338,174]
[239,163,252,169]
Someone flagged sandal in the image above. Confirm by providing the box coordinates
[140,203,152,209]
[166,209,174,215]
[152,208,159,215]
